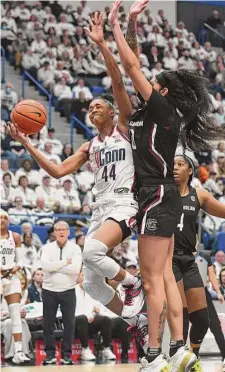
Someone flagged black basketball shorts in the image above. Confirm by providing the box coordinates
[173,254,204,291]
[137,184,182,237]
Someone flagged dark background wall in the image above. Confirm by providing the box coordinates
[177,1,225,37]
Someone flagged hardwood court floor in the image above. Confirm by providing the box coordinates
[2,358,224,372]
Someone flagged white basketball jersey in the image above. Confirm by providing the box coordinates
[0,230,16,270]
[88,126,135,198]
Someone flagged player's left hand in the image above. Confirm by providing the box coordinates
[108,0,122,27]
[128,0,150,20]
[84,12,106,45]
[11,265,21,274]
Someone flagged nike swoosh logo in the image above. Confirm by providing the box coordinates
[31,112,41,118]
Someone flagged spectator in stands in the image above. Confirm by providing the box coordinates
[162,50,178,71]
[44,15,58,35]
[0,82,18,113]
[76,232,85,251]
[1,20,17,51]
[178,49,196,70]
[54,60,73,85]
[72,79,93,100]
[0,172,16,208]
[1,297,31,361]
[31,31,47,56]
[21,222,42,251]
[28,268,43,303]
[21,48,40,80]
[37,61,55,91]
[214,251,225,279]
[30,197,54,226]
[31,1,47,23]
[41,221,82,365]
[15,2,31,23]
[21,233,38,272]
[41,141,61,164]
[0,159,17,186]
[55,176,81,214]
[204,41,217,64]
[2,10,17,33]
[219,268,225,298]
[75,168,94,192]
[35,174,57,210]
[60,143,74,162]
[147,25,165,48]
[14,175,37,208]
[151,61,164,77]
[206,9,222,30]
[204,171,223,197]
[57,13,76,36]
[8,196,29,225]
[215,106,225,126]
[8,31,28,70]
[212,142,225,163]
[15,159,40,188]
[53,77,73,111]
[42,128,63,156]
[75,272,116,361]
[216,156,225,178]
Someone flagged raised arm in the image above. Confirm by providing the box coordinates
[109,0,153,101]
[198,189,225,218]
[85,12,132,133]
[6,122,89,179]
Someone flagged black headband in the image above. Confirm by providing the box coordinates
[155,72,167,88]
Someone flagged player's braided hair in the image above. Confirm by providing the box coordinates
[93,93,115,110]
[157,70,225,151]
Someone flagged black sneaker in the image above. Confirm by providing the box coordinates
[61,356,74,365]
[42,356,56,365]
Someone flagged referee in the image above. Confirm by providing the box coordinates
[41,221,82,365]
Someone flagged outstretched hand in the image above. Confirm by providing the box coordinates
[108,0,122,27]
[128,0,150,20]
[5,122,28,145]
[84,12,106,45]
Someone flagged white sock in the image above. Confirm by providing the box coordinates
[14,341,22,354]
[120,271,136,286]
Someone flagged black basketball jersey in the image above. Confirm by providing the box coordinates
[174,187,201,253]
[129,90,180,180]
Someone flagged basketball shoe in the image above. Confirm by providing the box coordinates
[128,313,149,354]
[139,353,171,372]
[190,358,204,372]
[171,345,197,372]
[121,276,145,318]
[12,351,30,364]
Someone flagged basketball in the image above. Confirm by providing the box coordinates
[11,100,47,135]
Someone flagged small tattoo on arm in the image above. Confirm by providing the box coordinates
[157,300,168,345]
[125,18,138,51]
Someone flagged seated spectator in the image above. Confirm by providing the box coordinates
[31,2,47,24]
[31,31,47,56]
[215,106,225,126]
[219,268,225,297]
[151,62,164,77]
[37,61,55,91]
[75,168,94,192]
[35,174,57,209]
[8,31,28,70]
[54,61,73,85]
[21,48,40,81]
[0,159,17,186]
[70,91,90,124]
[45,36,57,57]
[212,142,225,162]
[15,159,40,188]
[41,141,61,164]
[204,41,217,64]
[57,13,76,36]
[28,132,42,149]
[214,251,225,279]
[28,268,43,303]
[44,15,59,35]
[1,297,31,361]
[40,50,57,70]
[163,51,178,70]
[60,143,74,162]
[30,197,54,226]
[0,82,18,113]
[40,128,63,156]
[204,171,223,197]
[176,21,189,38]
[21,233,38,273]
[147,25,165,48]
[2,10,17,33]
[57,37,74,60]
[21,222,42,251]
[15,2,31,23]
[75,273,116,361]
[72,79,93,100]
[0,172,17,208]
[76,232,85,251]
[178,49,196,70]
[14,175,37,208]
[55,176,81,213]
[216,156,225,178]
[1,131,33,168]
[1,20,17,51]
[8,196,30,225]
[53,77,73,109]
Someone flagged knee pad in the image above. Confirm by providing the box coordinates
[82,265,115,306]
[8,303,22,334]
[83,238,120,279]
[189,307,209,343]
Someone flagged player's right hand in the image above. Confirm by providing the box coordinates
[5,122,28,145]
[128,0,150,20]
[108,0,122,27]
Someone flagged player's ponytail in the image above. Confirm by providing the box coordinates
[157,70,225,151]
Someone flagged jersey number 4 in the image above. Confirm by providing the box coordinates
[177,213,184,232]
[102,164,116,182]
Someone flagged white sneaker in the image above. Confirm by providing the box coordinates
[171,346,197,372]
[102,347,116,360]
[139,353,171,372]
[128,313,149,354]
[121,276,145,319]
[81,347,96,361]
[12,351,30,364]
